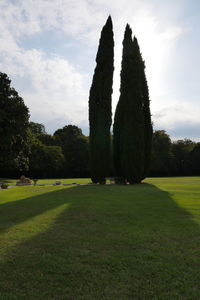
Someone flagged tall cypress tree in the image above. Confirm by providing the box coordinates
[113,25,134,183]
[113,25,152,183]
[141,60,153,179]
[132,37,153,180]
[89,16,114,183]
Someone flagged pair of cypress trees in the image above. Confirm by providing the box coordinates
[89,16,152,184]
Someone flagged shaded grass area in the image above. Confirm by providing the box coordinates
[0,178,200,299]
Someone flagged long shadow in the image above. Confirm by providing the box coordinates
[0,186,83,233]
[0,184,200,300]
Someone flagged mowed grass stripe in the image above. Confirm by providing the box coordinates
[0,178,199,299]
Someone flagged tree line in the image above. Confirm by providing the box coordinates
[0,77,199,180]
[0,72,89,178]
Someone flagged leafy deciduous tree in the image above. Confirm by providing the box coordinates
[150,130,172,176]
[171,139,195,175]
[54,125,89,177]
[29,138,65,178]
[189,143,200,175]
[0,73,29,176]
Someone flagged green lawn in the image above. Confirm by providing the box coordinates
[0,177,92,185]
[0,177,200,299]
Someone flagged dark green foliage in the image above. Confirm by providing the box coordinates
[0,73,30,176]
[113,26,134,180]
[54,125,89,177]
[29,140,65,178]
[150,130,173,176]
[29,122,46,135]
[27,124,64,178]
[37,133,57,146]
[171,139,195,175]
[29,121,58,146]
[26,123,89,178]
[149,133,198,177]
[113,25,152,183]
[89,16,114,183]
[141,61,153,179]
[189,143,200,175]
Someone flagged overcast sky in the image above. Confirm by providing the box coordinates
[0,0,199,140]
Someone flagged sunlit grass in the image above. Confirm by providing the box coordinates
[0,178,200,299]
[0,202,69,261]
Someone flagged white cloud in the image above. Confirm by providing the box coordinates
[0,36,88,133]
[0,0,106,39]
[0,0,192,136]
[111,5,185,111]
[16,51,88,130]
[153,100,200,131]
[0,0,93,133]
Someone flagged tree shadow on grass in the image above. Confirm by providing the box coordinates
[0,184,200,300]
[0,186,78,233]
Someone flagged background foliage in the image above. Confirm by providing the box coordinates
[1,73,200,179]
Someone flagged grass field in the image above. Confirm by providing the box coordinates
[0,177,200,299]
[0,177,92,185]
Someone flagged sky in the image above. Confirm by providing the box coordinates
[0,0,200,140]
